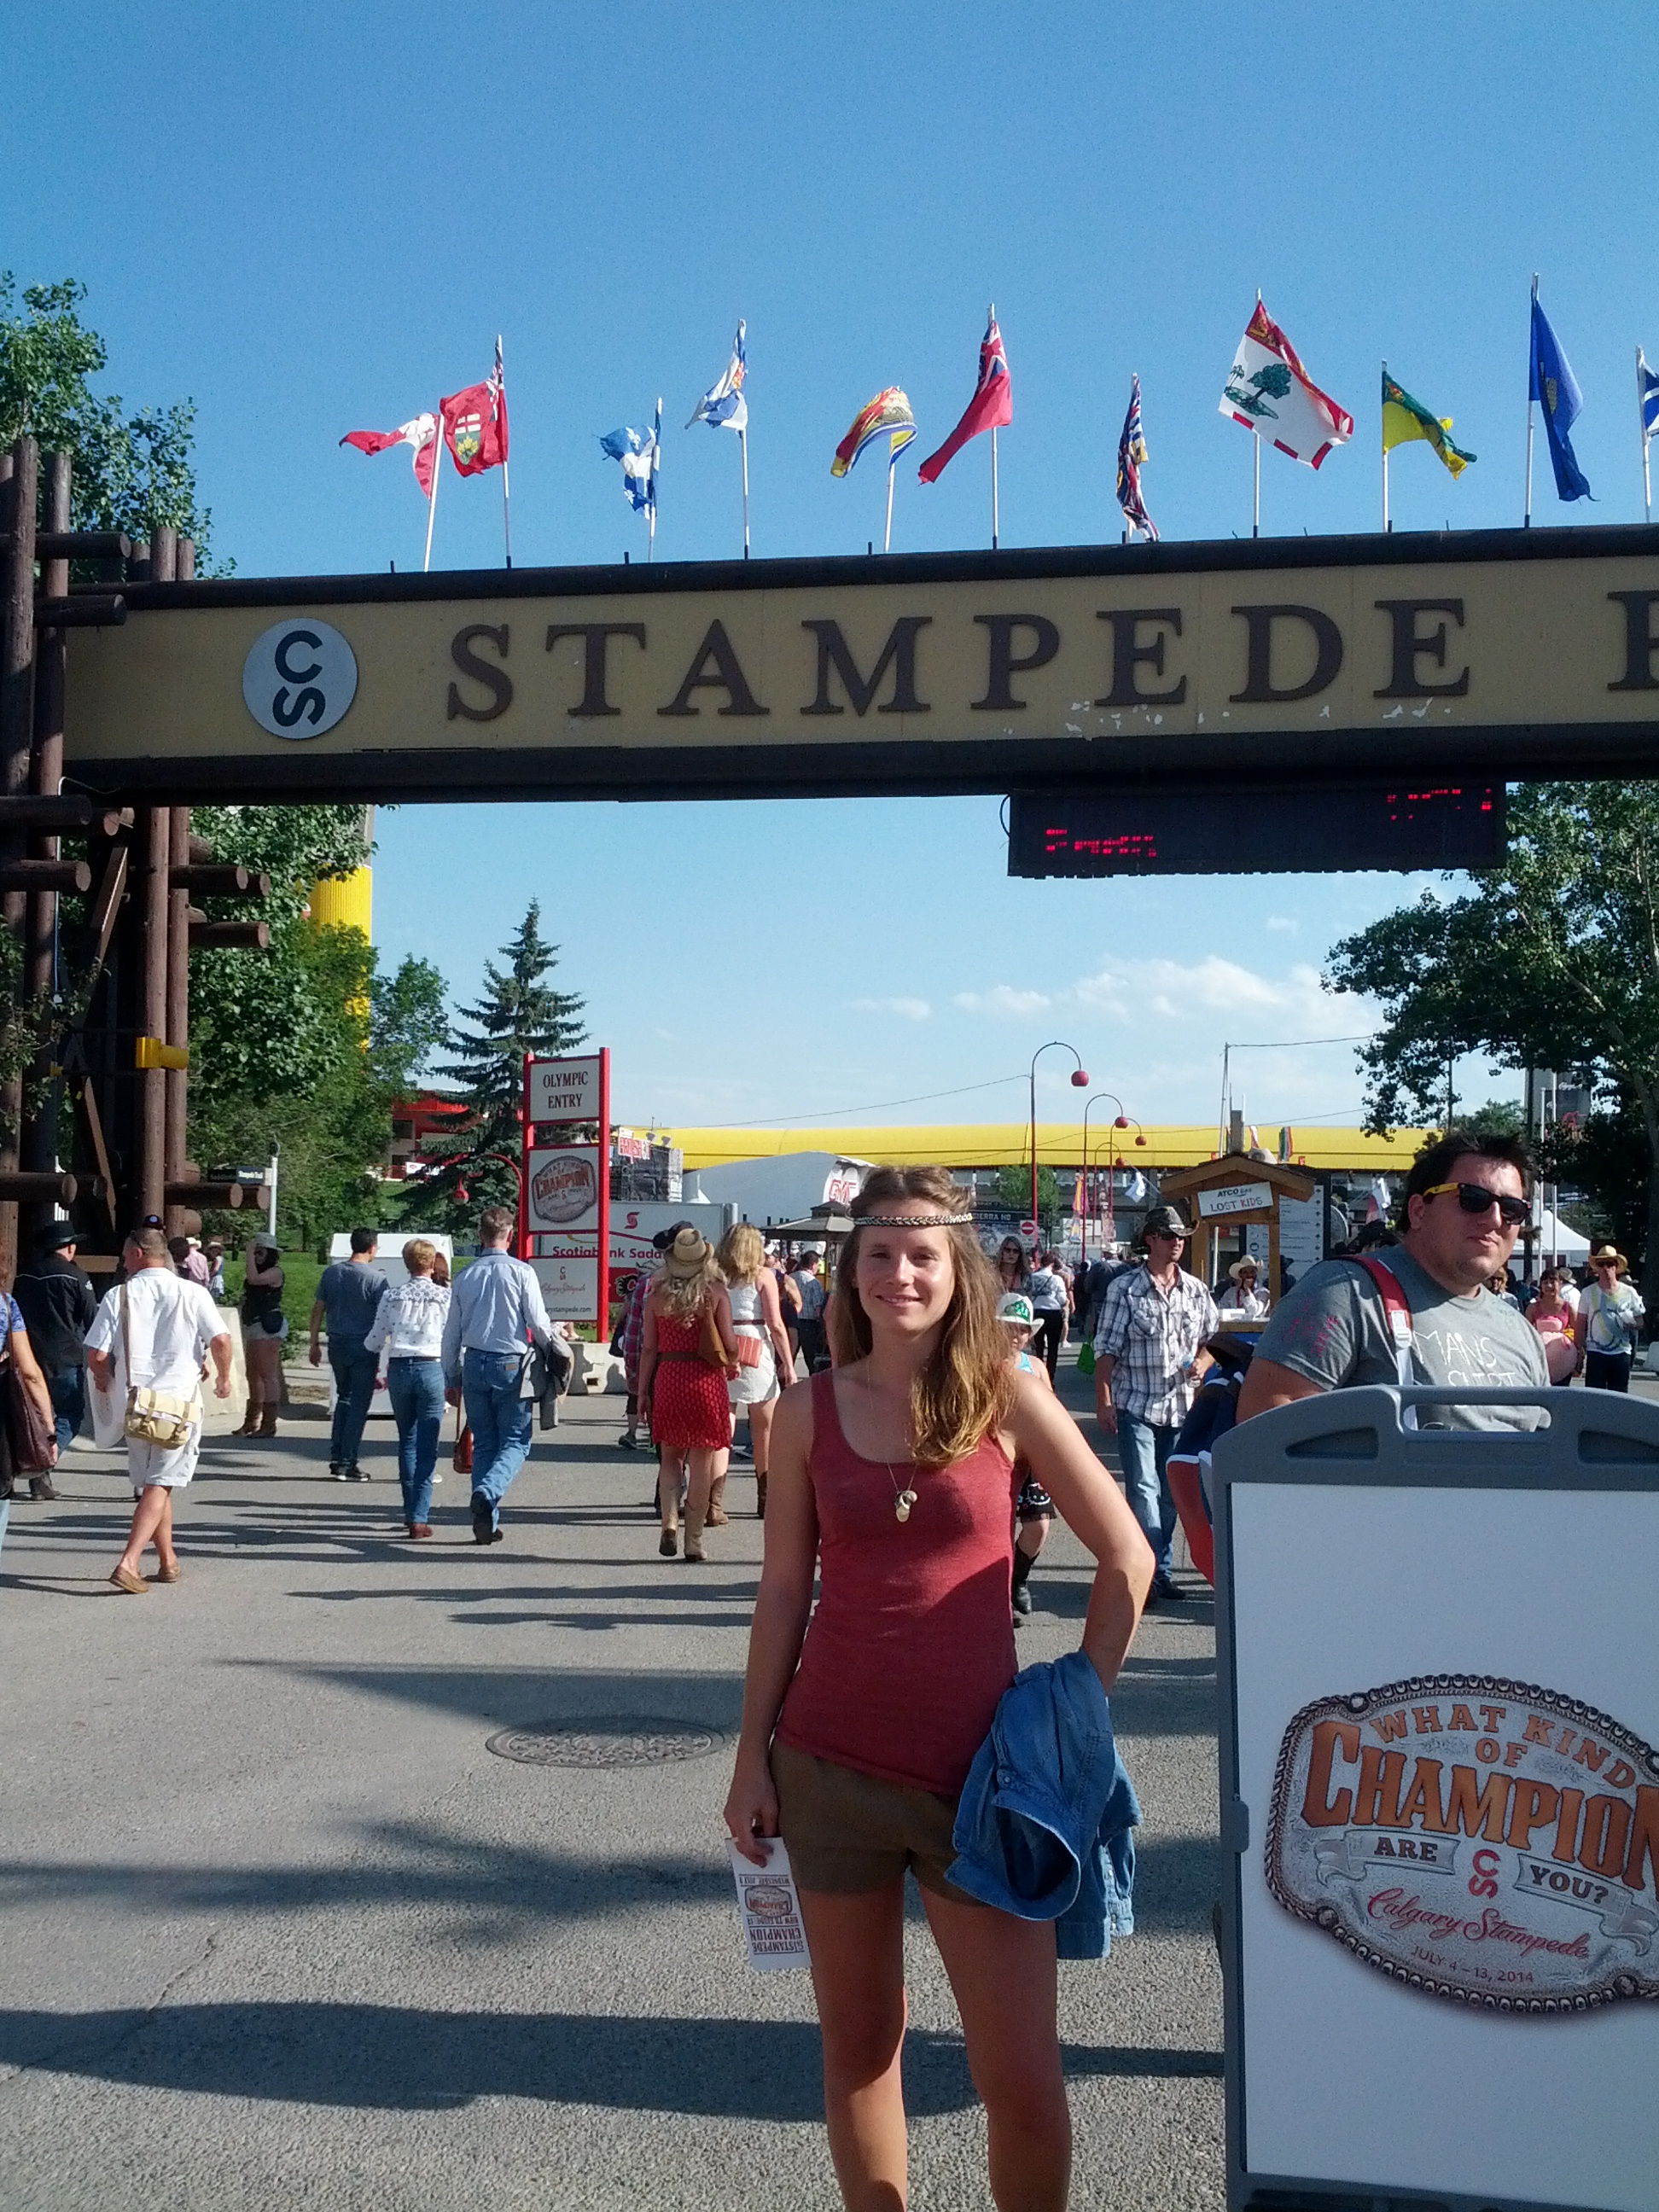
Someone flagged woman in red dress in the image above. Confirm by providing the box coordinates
[638,1229,737,1562]
[725,1167,1151,2210]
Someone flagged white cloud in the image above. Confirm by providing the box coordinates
[851,995,932,1022]
[1265,914,1300,934]
[953,985,1053,1017]
[1073,954,1352,1028]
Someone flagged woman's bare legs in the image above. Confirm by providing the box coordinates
[920,1888,1070,2211]
[748,1395,777,1476]
[798,1882,910,2210]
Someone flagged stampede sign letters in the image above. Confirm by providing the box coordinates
[1266,1674,1659,2014]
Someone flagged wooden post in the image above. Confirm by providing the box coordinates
[149,525,191,1235]
[1267,1208,1282,1312]
[139,804,171,1224]
[0,437,39,1285]
[19,451,72,1250]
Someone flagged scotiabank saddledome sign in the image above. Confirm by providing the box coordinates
[1266,1675,1659,2015]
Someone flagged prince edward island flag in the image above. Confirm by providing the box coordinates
[1220,300,1353,468]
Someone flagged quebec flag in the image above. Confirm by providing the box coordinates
[689,320,748,433]
[600,405,660,513]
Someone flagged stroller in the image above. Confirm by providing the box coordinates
[1164,1330,1260,1589]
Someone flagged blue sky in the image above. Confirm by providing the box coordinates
[10,0,1652,1132]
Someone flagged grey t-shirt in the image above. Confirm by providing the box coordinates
[1253,1244,1550,1432]
[316,1260,387,1348]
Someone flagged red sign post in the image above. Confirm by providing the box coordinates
[521,1048,610,1337]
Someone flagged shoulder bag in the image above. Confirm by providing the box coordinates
[1,1316,54,1476]
[120,1282,198,1448]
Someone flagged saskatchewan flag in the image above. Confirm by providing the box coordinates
[1381,370,1475,478]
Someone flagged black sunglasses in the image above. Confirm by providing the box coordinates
[1421,1180,1528,1227]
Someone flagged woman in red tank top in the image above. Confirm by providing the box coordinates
[725,1167,1152,2212]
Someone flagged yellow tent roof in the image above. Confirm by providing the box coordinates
[663,1124,1428,1174]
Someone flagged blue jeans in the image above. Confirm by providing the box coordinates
[1117,1412,1179,1580]
[462,1348,533,1528]
[387,1357,444,1525]
[329,1344,380,1470]
[46,1365,85,1453]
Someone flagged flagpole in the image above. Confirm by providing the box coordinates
[1525,272,1539,530]
[649,396,661,562]
[1381,359,1391,533]
[991,428,999,550]
[498,334,513,568]
[883,451,897,555]
[1639,348,1652,526]
[739,425,750,559]
[422,421,441,573]
[1252,430,1260,538]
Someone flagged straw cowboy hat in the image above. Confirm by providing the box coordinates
[662,1228,713,1278]
[1590,1244,1627,1272]
[1227,1256,1260,1281]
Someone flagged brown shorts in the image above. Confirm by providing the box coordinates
[771,1738,987,1904]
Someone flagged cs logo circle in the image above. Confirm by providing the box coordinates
[242,620,358,740]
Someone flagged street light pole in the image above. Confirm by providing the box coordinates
[1079,1091,1129,1254]
[1029,1040,1091,1231]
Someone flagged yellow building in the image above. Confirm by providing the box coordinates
[665,1123,1428,1174]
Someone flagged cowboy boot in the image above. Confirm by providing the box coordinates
[682,1496,707,1563]
[259,1406,278,1439]
[706,1472,729,1527]
[237,1402,261,1436]
[755,1472,767,1520]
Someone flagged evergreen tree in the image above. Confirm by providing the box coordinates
[413,903,586,1230]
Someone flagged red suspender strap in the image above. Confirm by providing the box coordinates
[1349,1254,1417,1420]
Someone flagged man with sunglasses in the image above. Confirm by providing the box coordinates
[1573,1245,1645,1392]
[1237,1128,1548,1431]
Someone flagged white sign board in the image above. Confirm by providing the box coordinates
[527,1054,604,1125]
[1197,1179,1275,1220]
[1245,1190,1324,1284]
[533,1249,600,1318]
[527,1146,602,1235]
[1215,1389,1659,2212]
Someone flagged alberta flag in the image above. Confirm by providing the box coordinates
[1220,300,1353,468]
[689,322,748,432]
[1530,292,1592,503]
[600,404,661,514]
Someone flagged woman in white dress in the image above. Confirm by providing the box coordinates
[716,1223,795,1522]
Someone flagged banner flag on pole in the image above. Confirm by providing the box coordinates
[689,322,748,432]
[1220,300,1353,469]
[439,360,510,478]
[1115,374,1158,537]
[1381,368,1476,478]
[1639,350,1659,444]
[917,310,1012,483]
[831,387,917,476]
[1528,293,1592,503]
[600,411,661,513]
[340,413,439,497]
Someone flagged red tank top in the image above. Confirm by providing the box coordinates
[774,1371,1019,1797]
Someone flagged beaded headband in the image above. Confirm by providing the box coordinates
[853,1211,974,1228]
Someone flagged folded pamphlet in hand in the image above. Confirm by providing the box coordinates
[726,1837,810,1973]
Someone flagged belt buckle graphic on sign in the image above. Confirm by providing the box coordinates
[242,620,359,740]
[1265,1673,1659,2014]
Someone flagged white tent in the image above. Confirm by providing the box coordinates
[1528,1203,1590,1260]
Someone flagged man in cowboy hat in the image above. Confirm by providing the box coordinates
[12,1220,99,1489]
[1574,1245,1645,1392]
[1092,1202,1218,1604]
[1218,1254,1267,1318]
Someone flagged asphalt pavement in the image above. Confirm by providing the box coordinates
[0,1356,1224,2212]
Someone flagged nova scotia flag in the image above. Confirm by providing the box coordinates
[689,321,748,433]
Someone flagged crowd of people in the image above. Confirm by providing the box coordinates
[3,1117,1651,2211]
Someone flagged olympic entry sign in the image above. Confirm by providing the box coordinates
[60,527,1659,813]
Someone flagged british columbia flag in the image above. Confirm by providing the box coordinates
[1115,375,1158,538]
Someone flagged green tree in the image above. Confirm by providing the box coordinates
[992,1163,1061,1226]
[411,902,586,1231]
[0,274,222,568]
[1324,783,1659,1290]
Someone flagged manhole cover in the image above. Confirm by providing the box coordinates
[486,1716,725,1768]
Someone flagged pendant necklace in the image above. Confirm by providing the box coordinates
[863,1369,917,1523]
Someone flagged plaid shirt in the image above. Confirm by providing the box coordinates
[621,1267,658,1381]
[1093,1263,1219,1428]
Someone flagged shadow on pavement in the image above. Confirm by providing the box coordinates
[222,1659,747,1728]
[0,2000,1220,2114]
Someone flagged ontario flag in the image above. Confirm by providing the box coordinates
[340,413,439,497]
[917,308,1013,484]
[441,339,510,476]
